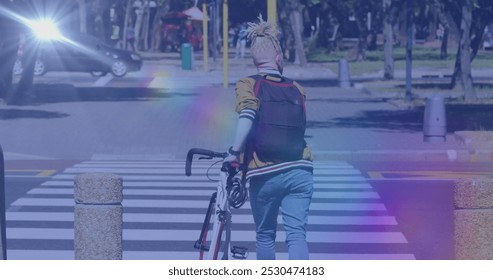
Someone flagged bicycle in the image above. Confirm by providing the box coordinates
[185,148,249,260]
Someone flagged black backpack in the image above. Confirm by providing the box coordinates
[250,74,306,163]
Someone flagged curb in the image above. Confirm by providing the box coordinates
[312,149,493,162]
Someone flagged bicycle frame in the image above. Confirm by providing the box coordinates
[186,148,248,260]
[207,170,231,260]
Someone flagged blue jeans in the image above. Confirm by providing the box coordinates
[249,168,313,260]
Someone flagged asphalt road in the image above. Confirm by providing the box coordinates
[4,159,493,259]
[1,71,492,259]
[353,161,493,260]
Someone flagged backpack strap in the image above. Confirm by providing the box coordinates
[248,74,305,115]
[249,74,292,97]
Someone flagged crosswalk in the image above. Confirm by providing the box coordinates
[5,157,415,260]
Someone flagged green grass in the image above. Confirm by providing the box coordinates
[308,45,493,76]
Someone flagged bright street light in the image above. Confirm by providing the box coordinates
[28,19,63,41]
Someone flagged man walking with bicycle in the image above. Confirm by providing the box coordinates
[224,16,314,260]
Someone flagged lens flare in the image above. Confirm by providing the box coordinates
[29,19,62,41]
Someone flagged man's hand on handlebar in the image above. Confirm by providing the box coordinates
[223,146,240,164]
[223,153,239,164]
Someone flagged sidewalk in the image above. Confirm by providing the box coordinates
[2,50,491,162]
[138,50,493,163]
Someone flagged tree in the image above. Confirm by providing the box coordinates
[90,0,107,40]
[0,1,21,99]
[315,1,337,51]
[133,1,145,50]
[278,0,308,66]
[277,1,296,62]
[151,0,171,51]
[77,0,88,33]
[123,0,133,50]
[457,0,475,100]
[383,0,394,79]
[433,0,451,59]
[288,0,308,66]
[469,0,493,60]
[317,0,384,61]
[352,0,385,61]
[444,0,493,100]
[8,0,38,102]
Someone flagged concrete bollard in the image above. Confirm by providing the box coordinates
[454,178,493,259]
[0,145,6,260]
[338,59,351,88]
[74,173,123,260]
[423,95,447,142]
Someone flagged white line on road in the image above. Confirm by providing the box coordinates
[63,167,363,175]
[5,250,416,260]
[42,180,372,189]
[7,228,408,243]
[92,75,113,87]
[51,174,368,182]
[28,188,381,199]
[7,212,397,225]
[69,165,362,175]
[11,198,388,211]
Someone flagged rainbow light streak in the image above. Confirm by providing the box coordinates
[183,88,230,137]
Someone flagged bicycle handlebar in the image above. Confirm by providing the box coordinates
[185,148,229,176]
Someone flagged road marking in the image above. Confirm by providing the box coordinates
[42,180,373,189]
[3,152,56,160]
[7,228,407,243]
[45,175,371,184]
[154,71,169,77]
[6,158,413,260]
[28,188,381,199]
[7,212,398,225]
[367,170,493,180]
[11,198,388,211]
[5,169,56,178]
[37,170,57,177]
[64,166,363,176]
[92,75,113,87]
[5,250,415,260]
[367,172,384,179]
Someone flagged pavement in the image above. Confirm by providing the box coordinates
[136,50,493,163]
[1,49,492,162]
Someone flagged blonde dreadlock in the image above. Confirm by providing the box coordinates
[246,14,282,58]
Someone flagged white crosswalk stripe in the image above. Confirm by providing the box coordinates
[6,157,416,260]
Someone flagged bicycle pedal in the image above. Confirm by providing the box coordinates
[231,246,248,259]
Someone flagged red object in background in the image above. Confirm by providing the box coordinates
[160,12,203,52]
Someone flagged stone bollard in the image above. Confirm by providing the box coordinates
[74,173,123,260]
[423,95,447,142]
[338,59,351,88]
[0,145,6,260]
[454,178,493,259]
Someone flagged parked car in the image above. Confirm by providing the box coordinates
[17,32,142,77]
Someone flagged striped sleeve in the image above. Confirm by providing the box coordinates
[239,108,256,121]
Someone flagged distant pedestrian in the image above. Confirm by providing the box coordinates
[235,23,247,59]
[126,25,136,51]
[228,25,236,48]
[436,24,444,42]
[110,22,122,48]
